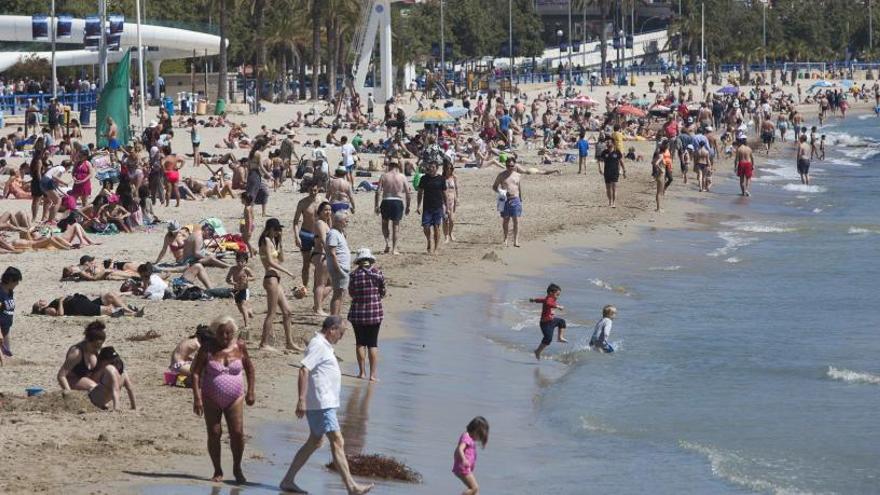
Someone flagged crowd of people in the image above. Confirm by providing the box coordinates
[0,59,860,494]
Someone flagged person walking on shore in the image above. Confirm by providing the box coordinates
[576,131,590,174]
[492,156,524,247]
[374,161,410,255]
[258,218,301,351]
[326,211,351,316]
[453,416,490,495]
[347,248,385,381]
[293,181,322,288]
[598,138,625,207]
[279,316,374,495]
[191,316,255,484]
[416,162,446,253]
[735,137,755,197]
[651,140,669,212]
[797,134,811,185]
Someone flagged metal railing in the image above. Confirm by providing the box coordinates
[0,91,97,115]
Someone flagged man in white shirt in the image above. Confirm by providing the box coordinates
[340,135,357,186]
[280,316,373,495]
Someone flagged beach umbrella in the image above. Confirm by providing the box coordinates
[445,106,469,118]
[716,85,739,95]
[616,105,647,118]
[565,96,597,107]
[630,98,652,107]
[649,104,671,113]
[410,109,456,124]
[840,79,854,89]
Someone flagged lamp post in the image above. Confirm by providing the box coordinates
[440,0,445,87]
[567,0,573,84]
[557,28,564,76]
[509,0,514,88]
[50,0,57,97]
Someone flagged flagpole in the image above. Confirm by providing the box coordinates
[51,0,57,97]
[135,0,146,129]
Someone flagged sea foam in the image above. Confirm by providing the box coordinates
[826,366,880,385]
[783,184,826,193]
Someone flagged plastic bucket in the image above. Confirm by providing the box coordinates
[26,387,44,397]
[163,370,177,385]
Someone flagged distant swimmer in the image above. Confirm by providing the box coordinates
[589,305,618,353]
[530,283,566,360]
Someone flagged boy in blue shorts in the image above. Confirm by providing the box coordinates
[530,283,566,360]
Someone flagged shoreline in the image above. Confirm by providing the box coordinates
[0,80,869,494]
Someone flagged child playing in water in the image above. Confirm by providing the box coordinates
[819,135,826,160]
[453,416,489,495]
[226,252,255,334]
[589,304,618,353]
[529,283,566,360]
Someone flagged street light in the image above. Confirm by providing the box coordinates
[557,29,564,76]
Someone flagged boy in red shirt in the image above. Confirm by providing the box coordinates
[529,283,566,360]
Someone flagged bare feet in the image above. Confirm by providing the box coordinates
[233,467,247,484]
[392,250,401,255]
[259,344,279,352]
[286,342,304,352]
[357,372,366,379]
[534,349,541,360]
[558,338,568,343]
[383,246,390,254]
[280,480,309,494]
[211,471,223,482]
[514,242,521,248]
[369,376,379,382]
[349,483,374,494]
[314,308,328,316]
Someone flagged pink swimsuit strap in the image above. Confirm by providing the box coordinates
[202,359,244,409]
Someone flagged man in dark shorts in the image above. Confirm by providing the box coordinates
[598,138,626,208]
[417,162,446,253]
[797,134,811,185]
[375,161,411,255]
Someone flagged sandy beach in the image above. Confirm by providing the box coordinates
[0,74,869,494]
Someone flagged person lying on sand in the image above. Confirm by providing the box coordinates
[61,255,137,281]
[33,292,143,317]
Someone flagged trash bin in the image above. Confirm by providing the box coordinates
[196,99,207,115]
[215,98,226,115]
[79,107,91,126]
[163,97,175,116]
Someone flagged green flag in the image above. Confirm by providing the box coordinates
[96,50,131,149]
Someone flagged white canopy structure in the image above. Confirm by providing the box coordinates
[0,15,221,98]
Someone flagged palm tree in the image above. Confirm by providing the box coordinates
[323,0,361,100]
[310,0,322,101]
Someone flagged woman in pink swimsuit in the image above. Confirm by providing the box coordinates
[191,316,255,484]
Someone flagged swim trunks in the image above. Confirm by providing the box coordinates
[501,197,522,218]
[589,336,615,353]
[380,198,404,222]
[539,317,566,346]
[109,138,120,150]
[421,207,444,227]
[761,132,774,144]
[737,161,753,179]
[233,289,249,304]
[797,158,810,175]
[298,229,315,253]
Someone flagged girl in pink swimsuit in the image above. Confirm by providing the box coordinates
[452,416,489,495]
[191,316,255,484]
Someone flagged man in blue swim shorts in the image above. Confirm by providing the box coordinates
[293,181,323,286]
[492,157,524,247]
[280,317,373,494]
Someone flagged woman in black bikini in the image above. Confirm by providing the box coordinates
[57,321,106,391]
[32,292,143,317]
[257,218,300,351]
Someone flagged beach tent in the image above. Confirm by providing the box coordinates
[410,109,456,124]
[716,85,739,95]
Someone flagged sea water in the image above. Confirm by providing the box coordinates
[142,117,880,495]
[484,116,880,494]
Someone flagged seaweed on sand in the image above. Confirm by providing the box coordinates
[326,453,422,483]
